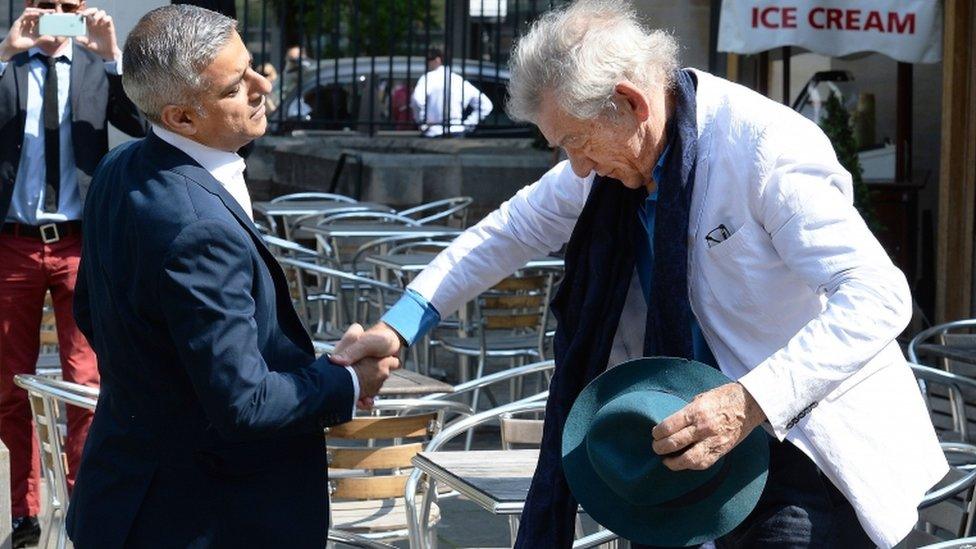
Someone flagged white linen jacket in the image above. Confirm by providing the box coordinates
[406,69,946,547]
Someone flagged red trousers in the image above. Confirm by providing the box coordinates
[0,232,99,517]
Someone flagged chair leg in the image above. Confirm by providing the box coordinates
[465,355,487,450]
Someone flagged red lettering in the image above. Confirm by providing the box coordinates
[826,8,843,30]
[782,7,797,28]
[888,12,915,34]
[864,11,885,32]
[845,9,861,30]
[761,7,780,28]
[752,6,759,28]
[809,7,825,29]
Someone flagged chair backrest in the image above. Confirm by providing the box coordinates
[473,272,554,357]
[913,362,976,442]
[326,411,439,501]
[500,413,544,449]
[269,192,357,204]
[14,375,98,518]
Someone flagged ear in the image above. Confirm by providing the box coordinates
[159,104,198,137]
[613,81,651,123]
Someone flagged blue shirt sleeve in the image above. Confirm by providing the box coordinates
[381,289,441,346]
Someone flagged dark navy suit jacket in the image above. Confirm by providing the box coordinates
[67,131,354,548]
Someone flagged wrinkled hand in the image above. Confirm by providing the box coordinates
[76,8,120,61]
[0,8,53,62]
[332,323,403,409]
[651,382,766,471]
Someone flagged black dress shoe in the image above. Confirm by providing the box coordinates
[12,516,39,549]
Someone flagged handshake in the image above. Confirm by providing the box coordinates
[330,322,404,409]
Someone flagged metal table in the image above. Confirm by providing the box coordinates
[366,253,564,273]
[411,450,539,515]
[252,200,393,218]
[380,369,453,397]
[297,223,462,240]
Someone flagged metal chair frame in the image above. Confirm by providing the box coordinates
[14,375,97,549]
[404,399,617,549]
[397,197,473,227]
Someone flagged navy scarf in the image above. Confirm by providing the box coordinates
[514,70,698,548]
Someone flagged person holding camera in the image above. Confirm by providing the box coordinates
[0,1,144,546]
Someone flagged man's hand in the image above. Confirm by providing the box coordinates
[332,323,403,409]
[651,382,766,471]
[330,321,403,367]
[76,8,120,62]
[0,8,52,62]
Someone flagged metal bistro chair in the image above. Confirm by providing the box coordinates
[14,375,98,549]
[437,271,554,439]
[274,256,404,348]
[264,192,358,237]
[404,400,618,549]
[326,400,470,547]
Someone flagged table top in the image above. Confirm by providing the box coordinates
[252,201,393,217]
[367,253,564,272]
[380,369,454,396]
[412,450,539,515]
[299,223,463,239]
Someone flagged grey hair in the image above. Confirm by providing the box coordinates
[122,5,237,124]
[506,0,679,123]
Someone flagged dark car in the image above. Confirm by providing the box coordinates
[266,56,529,136]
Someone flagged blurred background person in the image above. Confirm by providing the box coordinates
[411,47,492,137]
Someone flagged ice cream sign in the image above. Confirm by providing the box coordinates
[718,1,943,63]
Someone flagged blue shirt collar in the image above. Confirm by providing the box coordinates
[29,41,73,63]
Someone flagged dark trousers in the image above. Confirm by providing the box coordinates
[635,436,874,548]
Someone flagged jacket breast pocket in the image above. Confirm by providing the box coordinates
[699,221,786,322]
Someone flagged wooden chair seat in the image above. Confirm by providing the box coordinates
[331,497,440,534]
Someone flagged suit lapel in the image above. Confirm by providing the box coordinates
[13,53,30,116]
[145,132,314,354]
[69,44,90,120]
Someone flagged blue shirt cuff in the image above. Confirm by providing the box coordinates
[381,289,441,346]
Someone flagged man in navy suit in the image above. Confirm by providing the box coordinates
[67,5,398,547]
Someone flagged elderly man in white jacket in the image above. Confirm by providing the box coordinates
[332,1,946,547]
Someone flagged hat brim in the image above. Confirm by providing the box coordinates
[562,357,769,547]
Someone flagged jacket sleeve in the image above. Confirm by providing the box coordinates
[737,121,912,440]
[405,161,594,320]
[106,72,147,138]
[157,219,355,440]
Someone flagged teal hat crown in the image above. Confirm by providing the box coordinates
[562,358,769,547]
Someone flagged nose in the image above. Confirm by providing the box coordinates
[567,151,595,178]
[248,68,272,98]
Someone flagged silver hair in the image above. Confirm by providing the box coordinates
[506,0,679,123]
[122,5,237,124]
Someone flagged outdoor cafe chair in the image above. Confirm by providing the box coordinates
[14,375,98,549]
[397,197,473,228]
[418,359,554,451]
[404,399,617,549]
[326,400,470,546]
[436,271,554,438]
[263,192,358,237]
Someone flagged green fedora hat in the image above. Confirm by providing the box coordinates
[562,357,769,547]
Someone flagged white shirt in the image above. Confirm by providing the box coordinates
[411,65,493,137]
[151,125,252,220]
[151,125,361,412]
